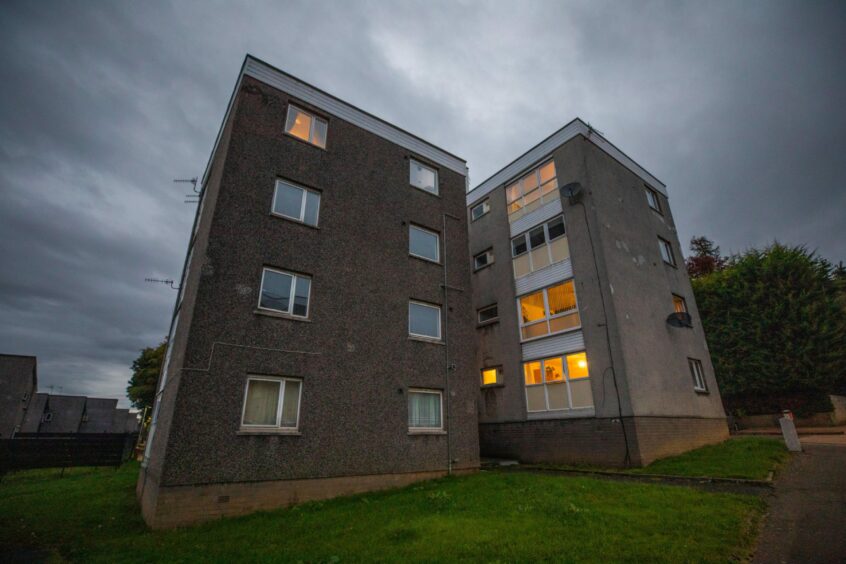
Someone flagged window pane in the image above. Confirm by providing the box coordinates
[292,276,311,317]
[513,254,531,278]
[549,311,580,333]
[409,302,440,338]
[548,282,577,315]
[285,107,312,141]
[508,200,523,215]
[541,179,558,196]
[566,352,589,379]
[280,380,301,427]
[410,226,439,261]
[521,171,539,193]
[549,237,570,263]
[547,217,566,240]
[546,382,569,410]
[519,291,546,323]
[312,118,327,148]
[482,368,498,385]
[260,270,293,312]
[478,305,498,323]
[409,392,441,428]
[523,186,541,207]
[673,295,687,313]
[530,247,551,270]
[521,322,550,340]
[243,380,280,426]
[539,161,556,184]
[274,181,305,220]
[659,239,675,264]
[526,385,547,411]
[544,358,564,382]
[475,252,489,269]
[472,201,488,220]
[524,361,543,385]
[303,190,320,226]
[410,160,437,194]
[569,379,593,408]
[512,236,528,256]
[506,183,521,204]
[529,226,546,249]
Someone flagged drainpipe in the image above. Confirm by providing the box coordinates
[441,211,463,475]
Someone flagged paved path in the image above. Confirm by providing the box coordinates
[753,443,846,563]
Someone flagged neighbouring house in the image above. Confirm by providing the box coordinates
[0,354,37,438]
[468,120,728,466]
[137,55,480,529]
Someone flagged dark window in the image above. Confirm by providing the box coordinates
[478,304,498,324]
[512,236,528,257]
[529,226,546,249]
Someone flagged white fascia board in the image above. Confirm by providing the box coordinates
[466,118,667,207]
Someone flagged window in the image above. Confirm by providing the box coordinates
[481,367,501,386]
[258,268,312,317]
[474,249,494,271]
[471,199,490,221]
[410,159,438,195]
[241,376,302,429]
[524,351,593,412]
[409,225,440,263]
[518,280,580,341]
[272,179,320,226]
[645,186,662,214]
[285,105,327,148]
[658,237,676,266]
[409,301,441,340]
[673,294,688,314]
[511,215,569,278]
[478,304,498,324]
[408,389,442,431]
[505,160,558,222]
[688,359,707,392]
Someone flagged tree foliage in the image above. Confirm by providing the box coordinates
[686,236,726,279]
[692,243,846,413]
[127,340,166,411]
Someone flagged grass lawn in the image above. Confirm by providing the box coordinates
[0,463,765,563]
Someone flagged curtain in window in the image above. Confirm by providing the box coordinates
[243,380,280,426]
[408,392,441,428]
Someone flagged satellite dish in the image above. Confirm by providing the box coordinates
[561,182,583,204]
[666,311,693,328]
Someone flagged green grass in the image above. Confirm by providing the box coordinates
[0,463,765,563]
[629,437,790,480]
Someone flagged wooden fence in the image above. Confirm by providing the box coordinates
[0,433,138,476]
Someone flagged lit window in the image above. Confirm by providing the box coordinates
[645,186,662,214]
[481,367,501,386]
[410,160,438,195]
[474,249,494,271]
[688,358,707,392]
[471,199,490,221]
[505,160,558,222]
[478,304,498,324]
[272,179,320,226]
[409,225,440,263]
[408,389,442,430]
[285,105,327,148]
[511,215,569,278]
[409,301,441,340]
[673,294,688,313]
[524,351,592,412]
[518,280,580,341]
[658,237,676,266]
[259,268,312,317]
[241,376,302,429]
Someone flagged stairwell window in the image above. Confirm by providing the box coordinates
[241,376,302,430]
[524,351,593,412]
[689,359,708,392]
[408,389,442,431]
[258,268,312,318]
[272,179,320,226]
[658,237,676,266]
[481,367,502,386]
[474,249,494,271]
[518,280,580,341]
[471,199,490,221]
[285,105,327,148]
[410,159,438,195]
[478,304,498,324]
[511,215,569,278]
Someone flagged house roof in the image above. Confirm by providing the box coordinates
[79,397,119,433]
[40,394,87,433]
[20,392,47,433]
[466,118,667,207]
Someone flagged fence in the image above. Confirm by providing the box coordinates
[0,433,138,476]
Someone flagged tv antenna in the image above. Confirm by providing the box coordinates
[145,278,180,290]
[174,177,200,204]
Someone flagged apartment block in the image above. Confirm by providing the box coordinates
[468,120,728,467]
[137,56,480,528]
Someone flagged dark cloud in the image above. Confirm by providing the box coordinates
[1,0,844,405]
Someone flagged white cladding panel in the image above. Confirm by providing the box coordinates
[515,259,573,296]
[521,331,585,361]
[509,198,564,237]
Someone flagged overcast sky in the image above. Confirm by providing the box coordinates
[1,1,844,405]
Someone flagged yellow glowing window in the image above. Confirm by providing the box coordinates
[285,105,328,148]
[544,358,564,382]
[520,291,546,323]
[539,161,556,184]
[566,352,589,379]
[506,161,558,222]
[481,368,500,386]
[673,294,687,313]
[524,361,543,385]
[547,281,577,315]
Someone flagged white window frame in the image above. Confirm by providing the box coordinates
[471,199,490,221]
[645,185,662,214]
[474,249,494,271]
[517,280,581,342]
[240,376,303,430]
[408,300,442,341]
[481,367,502,387]
[409,159,439,195]
[258,267,312,318]
[284,104,328,148]
[477,304,499,324]
[658,237,676,266]
[511,216,567,272]
[523,352,592,413]
[408,224,441,263]
[271,179,321,226]
[407,388,444,432]
[505,159,558,221]
[689,359,708,392]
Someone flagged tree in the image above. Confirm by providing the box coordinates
[692,243,846,414]
[127,340,167,411]
[686,236,725,278]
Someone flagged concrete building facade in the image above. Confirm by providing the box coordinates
[468,120,728,467]
[137,56,480,528]
[0,354,37,438]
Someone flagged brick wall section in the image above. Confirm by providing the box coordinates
[633,417,729,465]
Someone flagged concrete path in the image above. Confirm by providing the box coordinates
[753,443,846,563]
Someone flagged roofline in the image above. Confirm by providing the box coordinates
[466,118,667,207]
[201,54,467,187]
[0,353,37,359]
